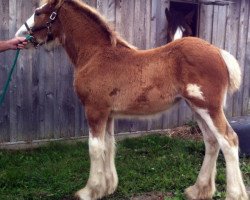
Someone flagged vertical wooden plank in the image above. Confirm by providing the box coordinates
[150,0,169,47]
[53,48,61,139]
[74,99,84,137]
[212,5,227,48]
[0,0,10,143]
[29,0,40,141]
[37,51,46,140]
[234,0,249,116]
[145,0,151,49]
[97,0,115,25]
[31,45,41,141]
[224,0,240,117]
[115,0,135,44]
[177,101,193,127]
[163,106,178,129]
[97,0,108,15]
[133,0,144,48]
[150,0,157,48]
[108,0,116,26]
[132,0,151,49]
[8,0,16,143]
[14,0,34,141]
[198,3,213,42]
[156,0,168,46]
[243,2,250,115]
[44,50,55,139]
[58,50,76,138]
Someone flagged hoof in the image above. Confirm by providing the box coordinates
[185,185,214,200]
[225,192,249,200]
[75,188,92,200]
[106,173,118,195]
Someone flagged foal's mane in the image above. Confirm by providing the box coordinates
[41,0,136,49]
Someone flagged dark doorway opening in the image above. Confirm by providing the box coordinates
[166,1,199,42]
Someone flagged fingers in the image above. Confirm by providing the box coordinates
[16,37,27,42]
[6,37,28,50]
[15,38,28,49]
[17,44,25,49]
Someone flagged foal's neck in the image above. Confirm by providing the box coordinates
[58,3,112,66]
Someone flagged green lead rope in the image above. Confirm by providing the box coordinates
[0,35,32,107]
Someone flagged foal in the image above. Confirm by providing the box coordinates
[16,0,248,199]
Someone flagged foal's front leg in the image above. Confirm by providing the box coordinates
[76,107,110,200]
[105,118,118,195]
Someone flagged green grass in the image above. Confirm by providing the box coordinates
[0,135,249,200]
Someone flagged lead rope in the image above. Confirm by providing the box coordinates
[0,35,32,107]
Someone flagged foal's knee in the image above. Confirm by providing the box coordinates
[89,137,105,160]
[205,138,219,154]
[217,125,239,158]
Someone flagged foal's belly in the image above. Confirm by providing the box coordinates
[112,91,180,116]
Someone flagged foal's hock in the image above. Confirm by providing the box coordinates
[16,0,248,199]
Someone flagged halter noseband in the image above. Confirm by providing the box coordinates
[24,10,58,48]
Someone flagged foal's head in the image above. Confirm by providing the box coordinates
[165,8,194,42]
[15,0,64,48]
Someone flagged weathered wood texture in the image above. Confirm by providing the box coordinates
[0,0,249,145]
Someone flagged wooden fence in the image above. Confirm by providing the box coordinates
[0,0,249,145]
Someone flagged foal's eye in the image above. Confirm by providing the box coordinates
[35,11,41,16]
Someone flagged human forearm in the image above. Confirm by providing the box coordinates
[0,40,11,52]
[0,37,27,53]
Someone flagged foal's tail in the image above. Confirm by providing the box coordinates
[219,49,242,93]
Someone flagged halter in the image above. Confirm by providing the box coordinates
[24,10,58,48]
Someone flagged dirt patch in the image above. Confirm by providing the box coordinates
[164,125,202,141]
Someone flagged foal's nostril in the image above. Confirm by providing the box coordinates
[15,29,28,38]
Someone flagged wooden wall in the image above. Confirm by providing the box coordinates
[0,0,249,145]
[199,0,250,117]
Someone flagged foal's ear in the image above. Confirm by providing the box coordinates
[185,10,195,25]
[165,7,171,20]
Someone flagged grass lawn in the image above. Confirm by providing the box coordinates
[0,135,250,200]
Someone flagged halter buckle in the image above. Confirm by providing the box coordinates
[49,12,57,21]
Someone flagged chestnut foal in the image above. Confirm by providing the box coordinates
[16,0,248,199]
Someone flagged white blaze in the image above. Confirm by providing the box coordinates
[173,26,184,41]
[15,14,35,37]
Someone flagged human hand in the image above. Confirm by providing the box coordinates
[6,37,28,50]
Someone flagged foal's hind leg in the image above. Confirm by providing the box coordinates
[191,108,248,200]
[105,117,118,195]
[76,107,110,200]
[185,114,220,199]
